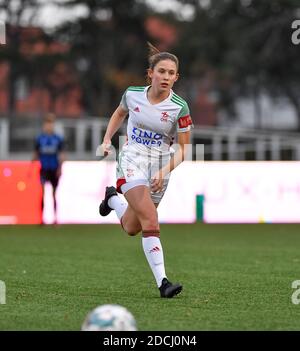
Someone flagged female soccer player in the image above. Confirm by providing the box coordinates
[99,43,192,298]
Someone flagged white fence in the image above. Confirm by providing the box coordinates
[1,118,300,160]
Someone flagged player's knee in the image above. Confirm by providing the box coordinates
[125,225,140,236]
[121,219,141,236]
[140,211,158,227]
[127,229,140,236]
[141,215,158,231]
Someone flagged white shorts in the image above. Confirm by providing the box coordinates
[116,146,170,204]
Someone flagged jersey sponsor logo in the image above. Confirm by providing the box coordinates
[134,106,140,112]
[178,115,192,129]
[40,145,58,154]
[160,111,169,122]
[131,127,163,147]
[39,136,61,154]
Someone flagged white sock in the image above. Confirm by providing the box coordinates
[142,236,166,287]
[108,195,128,220]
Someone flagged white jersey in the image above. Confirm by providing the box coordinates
[120,85,192,157]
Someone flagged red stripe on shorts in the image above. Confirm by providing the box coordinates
[116,177,126,194]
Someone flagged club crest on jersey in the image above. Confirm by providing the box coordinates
[134,106,140,112]
[160,111,169,122]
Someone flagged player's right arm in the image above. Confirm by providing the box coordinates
[101,105,128,154]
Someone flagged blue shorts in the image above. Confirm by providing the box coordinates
[40,169,59,188]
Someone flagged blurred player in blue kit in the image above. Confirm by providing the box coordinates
[32,113,65,225]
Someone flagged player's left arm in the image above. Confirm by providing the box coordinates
[165,130,191,174]
[151,130,191,193]
[151,100,192,193]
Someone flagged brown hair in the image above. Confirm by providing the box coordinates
[44,113,56,124]
[146,42,179,83]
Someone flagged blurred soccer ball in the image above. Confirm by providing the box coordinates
[81,304,137,331]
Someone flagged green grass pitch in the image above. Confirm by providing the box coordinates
[0,224,300,330]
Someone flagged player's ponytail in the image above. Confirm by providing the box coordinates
[147,41,160,58]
